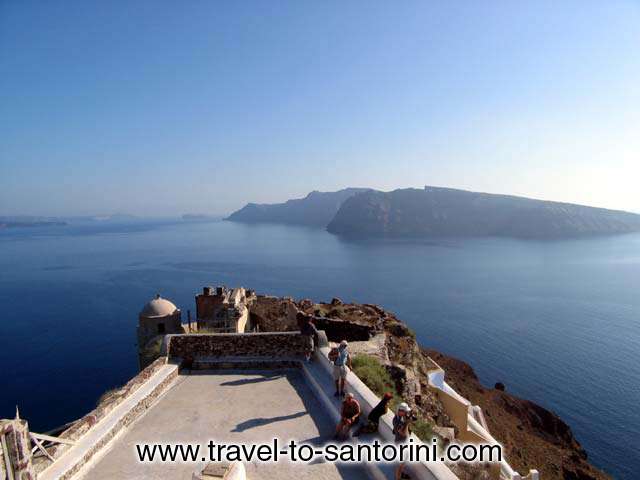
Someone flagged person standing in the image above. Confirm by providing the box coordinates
[299,315,318,362]
[332,340,352,397]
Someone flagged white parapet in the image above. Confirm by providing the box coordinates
[425,357,538,480]
[40,362,179,480]
[308,345,459,480]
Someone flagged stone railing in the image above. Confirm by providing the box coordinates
[167,332,309,360]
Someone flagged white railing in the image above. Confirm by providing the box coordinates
[310,345,458,480]
[425,358,539,480]
[311,345,539,480]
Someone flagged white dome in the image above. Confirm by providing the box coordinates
[140,295,178,318]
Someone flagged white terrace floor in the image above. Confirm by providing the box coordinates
[79,370,370,480]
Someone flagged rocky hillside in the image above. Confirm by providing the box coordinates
[249,294,610,480]
[225,188,370,227]
[327,187,640,239]
[425,350,609,480]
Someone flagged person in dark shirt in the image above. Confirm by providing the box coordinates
[369,392,393,425]
[355,392,393,436]
[299,315,319,362]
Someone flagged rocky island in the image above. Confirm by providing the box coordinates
[225,188,370,227]
[227,186,640,239]
[0,216,67,229]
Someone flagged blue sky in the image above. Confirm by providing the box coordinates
[1,0,639,216]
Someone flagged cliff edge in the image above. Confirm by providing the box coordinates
[424,349,609,480]
[225,188,370,227]
[251,294,611,480]
[327,187,640,239]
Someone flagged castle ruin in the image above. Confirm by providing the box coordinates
[0,285,540,480]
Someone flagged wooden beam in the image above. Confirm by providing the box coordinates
[30,432,75,446]
[29,434,54,462]
[43,420,78,437]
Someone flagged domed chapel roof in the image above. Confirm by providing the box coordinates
[140,294,179,318]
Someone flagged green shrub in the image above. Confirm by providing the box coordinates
[351,355,400,407]
[411,418,435,441]
[352,354,437,442]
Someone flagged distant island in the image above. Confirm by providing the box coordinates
[225,188,370,227]
[0,214,140,230]
[227,186,640,239]
[0,220,67,229]
[0,216,67,229]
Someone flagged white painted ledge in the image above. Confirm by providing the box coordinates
[40,363,179,480]
[307,347,459,480]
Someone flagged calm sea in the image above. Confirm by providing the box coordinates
[0,219,638,478]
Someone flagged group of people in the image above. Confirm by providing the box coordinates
[299,315,413,480]
[329,341,412,441]
[331,340,413,479]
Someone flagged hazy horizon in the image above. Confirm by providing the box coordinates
[5,185,640,218]
[2,1,639,216]
[3,183,640,219]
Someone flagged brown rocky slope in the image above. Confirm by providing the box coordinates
[424,350,609,480]
[250,294,610,480]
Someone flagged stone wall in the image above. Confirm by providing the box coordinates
[195,287,227,320]
[309,315,374,341]
[48,357,168,463]
[167,332,308,359]
[137,311,182,355]
[0,436,5,480]
[0,418,35,480]
[249,296,299,331]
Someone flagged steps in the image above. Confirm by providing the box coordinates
[40,363,179,480]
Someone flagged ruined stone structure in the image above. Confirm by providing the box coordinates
[0,286,547,480]
[137,294,182,350]
[1,411,36,480]
[248,295,299,332]
[195,286,255,333]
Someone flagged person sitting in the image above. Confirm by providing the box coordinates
[355,392,393,435]
[335,393,361,439]
[393,402,412,480]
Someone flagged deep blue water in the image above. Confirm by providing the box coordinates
[0,219,638,478]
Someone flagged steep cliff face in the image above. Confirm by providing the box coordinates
[225,188,371,227]
[291,296,610,480]
[227,186,640,239]
[326,187,640,239]
[424,350,610,480]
